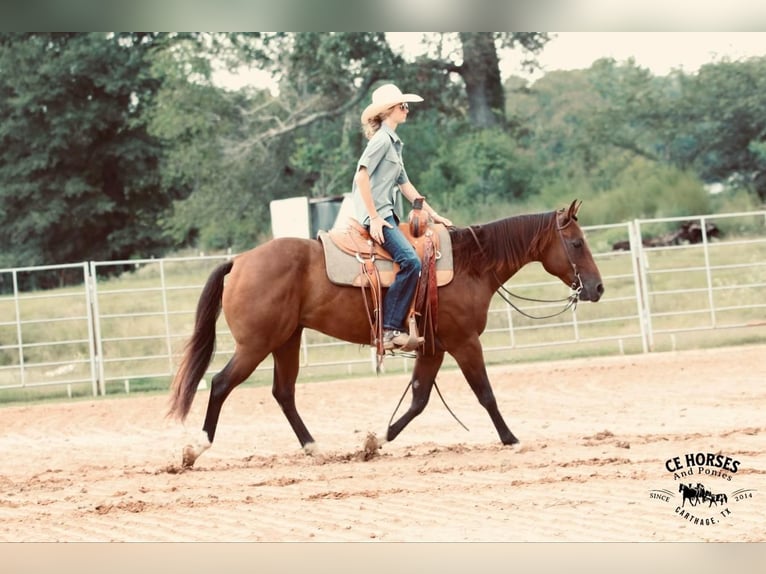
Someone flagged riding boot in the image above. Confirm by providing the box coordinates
[383,316,424,351]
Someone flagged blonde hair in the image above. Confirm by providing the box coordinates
[362,108,394,139]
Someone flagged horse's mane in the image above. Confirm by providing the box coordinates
[449,211,557,276]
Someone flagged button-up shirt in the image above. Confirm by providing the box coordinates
[352,124,410,225]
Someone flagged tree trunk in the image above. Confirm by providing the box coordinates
[458,32,505,129]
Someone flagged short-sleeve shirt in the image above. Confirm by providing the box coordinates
[352,124,410,225]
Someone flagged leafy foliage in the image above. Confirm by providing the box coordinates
[1,32,764,271]
[147,41,276,249]
[677,59,766,199]
[0,33,170,267]
[419,126,538,223]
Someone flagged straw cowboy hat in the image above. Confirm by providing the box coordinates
[361,83,423,124]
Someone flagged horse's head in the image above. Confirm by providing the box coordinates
[541,200,604,302]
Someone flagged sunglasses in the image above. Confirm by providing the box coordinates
[386,102,410,115]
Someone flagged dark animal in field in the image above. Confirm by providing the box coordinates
[612,221,721,251]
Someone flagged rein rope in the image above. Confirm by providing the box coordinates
[387,379,470,434]
[466,220,583,321]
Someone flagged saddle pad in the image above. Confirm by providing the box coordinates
[318,225,454,288]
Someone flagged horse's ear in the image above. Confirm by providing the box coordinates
[568,199,582,221]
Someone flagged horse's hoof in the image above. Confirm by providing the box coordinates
[182,445,197,468]
[363,432,381,457]
[352,432,381,462]
[182,431,212,467]
[503,435,520,446]
[302,441,318,456]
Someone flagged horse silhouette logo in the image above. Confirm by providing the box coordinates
[649,452,756,527]
[678,482,728,507]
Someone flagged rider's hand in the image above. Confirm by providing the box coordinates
[370,216,392,244]
[432,212,453,227]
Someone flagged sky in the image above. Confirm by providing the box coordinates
[388,32,766,79]
[215,32,766,91]
[507,32,766,77]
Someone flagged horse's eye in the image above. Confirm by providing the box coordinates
[572,239,583,249]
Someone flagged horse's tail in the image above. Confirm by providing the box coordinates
[167,260,234,421]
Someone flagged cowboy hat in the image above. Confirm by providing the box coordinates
[361,83,423,124]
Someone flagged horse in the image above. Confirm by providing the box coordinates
[168,200,604,467]
[705,492,728,507]
[679,483,700,507]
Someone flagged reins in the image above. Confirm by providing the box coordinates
[493,279,579,320]
[467,218,583,321]
[387,378,470,434]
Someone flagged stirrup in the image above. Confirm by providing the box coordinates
[399,316,424,352]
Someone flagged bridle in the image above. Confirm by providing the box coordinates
[555,216,585,296]
[468,213,583,320]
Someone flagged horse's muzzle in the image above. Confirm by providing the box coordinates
[580,281,604,302]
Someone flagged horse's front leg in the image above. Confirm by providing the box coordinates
[384,351,445,443]
[451,336,519,445]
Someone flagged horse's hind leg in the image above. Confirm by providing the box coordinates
[452,337,519,445]
[385,351,445,443]
[271,327,316,453]
[182,349,265,467]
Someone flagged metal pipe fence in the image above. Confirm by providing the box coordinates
[1,210,764,398]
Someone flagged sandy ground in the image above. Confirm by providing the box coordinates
[0,344,763,542]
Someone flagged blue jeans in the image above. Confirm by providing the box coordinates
[379,215,421,331]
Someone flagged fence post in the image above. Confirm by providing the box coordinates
[159,259,175,375]
[630,220,652,353]
[700,216,717,328]
[11,270,26,387]
[83,262,100,397]
[88,261,106,396]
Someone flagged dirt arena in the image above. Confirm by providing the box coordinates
[0,344,763,542]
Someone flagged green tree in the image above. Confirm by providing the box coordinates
[454,32,550,129]
[419,126,539,222]
[503,61,716,221]
[677,58,766,200]
[147,35,277,249]
[0,32,171,268]
[226,32,551,175]
[559,57,766,204]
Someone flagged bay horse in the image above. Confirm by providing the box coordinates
[168,200,604,467]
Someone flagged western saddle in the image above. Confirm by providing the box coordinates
[317,209,453,362]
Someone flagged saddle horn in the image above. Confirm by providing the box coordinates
[409,196,429,238]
